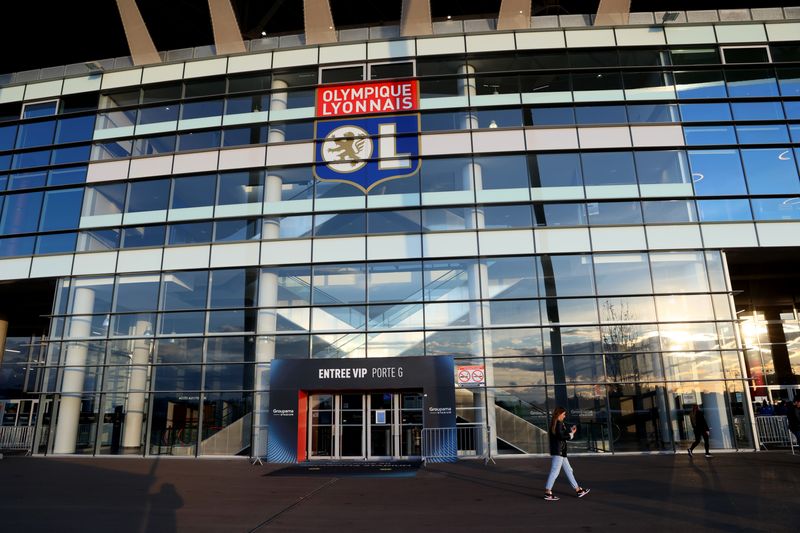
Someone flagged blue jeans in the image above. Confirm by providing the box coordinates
[545,456,579,491]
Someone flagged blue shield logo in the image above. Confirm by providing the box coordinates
[314,114,420,193]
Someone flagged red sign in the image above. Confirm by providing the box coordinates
[457,365,485,386]
[316,80,419,117]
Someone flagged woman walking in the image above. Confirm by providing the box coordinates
[688,405,712,458]
[544,407,590,501]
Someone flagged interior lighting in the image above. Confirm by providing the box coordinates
[488,120,498,128]
[261,31,267,36]
[447,15,452,20]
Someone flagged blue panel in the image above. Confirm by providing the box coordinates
[172,174,216,208]
[8,171,47,190]
[181,99,223,120]
[688,150,747,196]
[12,149,50,169]
[48,166,87,186]
[684,126,737,146]
[22,101,57,118]
[0,125,16,150]
[727,70,779,98]
[0,175,6,191]
[0,191,43,234]
[16,120,56,148]
[39,188,83,231]
[128,178,170,212]
[785,101,800,120]
[36,232,78,254]
[122,225,166,248]
[676,71,727,99]
[679,103,731,122]
[0,235,35,257]
[168,221,213,244]
[0,155,10,171]
[731,101,784,121]
[741,148,800,195]
[55,115,96,144]
[51,145,91,165]
[736,125,789,145]
[751,197,800,221]
[696,199,752,222]
[177,130,221,151]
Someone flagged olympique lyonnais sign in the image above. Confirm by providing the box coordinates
[316,80,419,117]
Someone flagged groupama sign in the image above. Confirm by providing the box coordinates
[313,80,421,193]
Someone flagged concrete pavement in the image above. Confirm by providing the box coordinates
[1,452,798,532]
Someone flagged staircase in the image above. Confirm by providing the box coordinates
[456,389,549,454]
[199,412,252,455]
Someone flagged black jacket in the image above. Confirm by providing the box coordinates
[788,403,800,432]
[549,421,573,457]
[691,410,709,434]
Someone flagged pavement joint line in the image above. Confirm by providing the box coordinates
[247,478,339,532]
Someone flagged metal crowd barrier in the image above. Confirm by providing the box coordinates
[756,416,797,455]
[422,425,487,465]
[0,426,34,455]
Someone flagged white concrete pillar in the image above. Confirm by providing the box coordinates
[252,78,289,458]
[121,319,152,449]
[53,287,95,454]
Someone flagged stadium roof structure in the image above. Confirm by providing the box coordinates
[1,0,799,75]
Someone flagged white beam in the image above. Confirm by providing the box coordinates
[595,0,631,26]
[208,0,247,55]
[303,0,337,45]
[497,0,531,31]
[401,0,432,37]
[115,0,161,66]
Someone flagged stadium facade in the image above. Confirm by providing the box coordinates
[1,2,799,460]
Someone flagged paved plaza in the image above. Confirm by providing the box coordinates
[1,452,798,532]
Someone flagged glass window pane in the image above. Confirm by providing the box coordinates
[530,153,583,188]
[751,197,800,221]
[214,219,260,241]
[538,255,595,297]
[671,48,721,65]
[420,156,473,194]
[474,155,529,190]
[185,78,226,98]
[582,152,636,186]
[16,121,56,148]
[142,84,180,104]
[181,99,223,120]
[367,261,423,303]
[575,105,626,124]
[696,199,752,222]
[535,203,587,227]
[121,226,166,248]
[650,252,709,293]
[161,271,209,310]
[132,135,176,157]
[36,232,77,254]
[731,101,784,121]
[635,150,690,185]
[77,229,120,251]
[626,104,678,123]
[313,263,366,304]
[138,104,178,125]
[177,130,221,151]
[55,115,96,144]
[481,204,532,229]
[222,126,267,147]
[736,125,789,145]
[23,101,58,118]
[168,222,212,244]
[482,256,538,299]
[424,259,480,301]
[528,106,575,126]
[171,174,216,209]
[679,102,731,122]
[228,73,271,93]
[593,253,652,295]
[0,192,43,234]
[587,201,642,225]
[209,268,257,308]
[688,150,747,196]
[675,70,727,99]
[367,209,421,234]
[421,207,475,232]
[313,212,365,236]
[217,170,264,205]
[114,274,160,312]
[741,148,800,195]
[642,200,697,223]
[726,69,779,98]
[127,179,170,212]
[39,188,82,231]
[683,125,737,145]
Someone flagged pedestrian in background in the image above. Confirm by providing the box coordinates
[787,397,800,445]
[544,407,590,501]
[688,404,712,458]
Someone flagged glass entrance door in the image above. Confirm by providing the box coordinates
[308,391,422,460]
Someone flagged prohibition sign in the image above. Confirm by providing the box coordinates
[458,369,472,383]
[471,368,484,383]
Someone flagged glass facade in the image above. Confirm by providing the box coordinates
[2,21,800,459]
